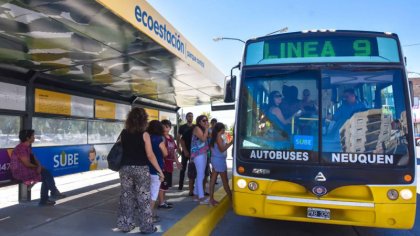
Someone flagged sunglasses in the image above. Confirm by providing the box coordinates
[274,94,283,98]
[201,119,208,122]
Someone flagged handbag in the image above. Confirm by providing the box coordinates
[107,134,123,171]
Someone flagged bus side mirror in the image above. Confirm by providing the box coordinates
[224,62,241,103]
[224,75,236,103]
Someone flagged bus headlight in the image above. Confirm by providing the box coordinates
[248,181,259,191]
[237,179,247,189]
[400,189,413,200]
[387,189,399,200]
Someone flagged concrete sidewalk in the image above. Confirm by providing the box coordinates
[0,160,233,236]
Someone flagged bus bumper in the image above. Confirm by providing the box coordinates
[233,190,416,229]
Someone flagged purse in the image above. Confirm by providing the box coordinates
[107,134,123,171]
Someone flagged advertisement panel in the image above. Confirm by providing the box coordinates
[87,144,112,171]
[95,100,116,119]
[33,144,113,176]
[33,145,91,177]
[0,144,113,183]
[35,89,94,118]
[145,108,159,121]
[0,149,12,183]
[35,89,72,115]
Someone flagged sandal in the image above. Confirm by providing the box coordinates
[210,199,219,206]
[120,224,135,233]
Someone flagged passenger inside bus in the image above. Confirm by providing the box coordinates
[264,90,292,140]
[280,85,301,119]
[331,88,367,132]
[301,89,318,116]
[297,88,318,135]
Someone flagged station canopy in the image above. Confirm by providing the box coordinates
[0,0,225,109]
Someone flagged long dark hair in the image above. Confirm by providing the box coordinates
[125,107,148,133]
[268,91,282,108]
[194,115,207,132]
[147,120,164,136]
[210,122,225,148]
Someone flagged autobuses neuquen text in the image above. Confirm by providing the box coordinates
[230,30,416,229]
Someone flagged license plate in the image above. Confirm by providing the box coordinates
[307,207,330,220]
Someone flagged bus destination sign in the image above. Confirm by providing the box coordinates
[263,36,379,59]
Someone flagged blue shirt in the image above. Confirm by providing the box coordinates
[148,135,164,175]
[333,101,367,131]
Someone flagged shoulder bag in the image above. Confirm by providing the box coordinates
[107,133,123,171]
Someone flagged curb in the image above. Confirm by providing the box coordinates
[163,184,231,236]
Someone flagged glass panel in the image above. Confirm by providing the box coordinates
[88,120,124,144]
[321,69,409,166]
[245,36,400,65]
[0,115,20,148]
[239,70,319,154]
[32,117,87,146]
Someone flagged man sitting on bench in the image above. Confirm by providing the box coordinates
[10,129,66,206]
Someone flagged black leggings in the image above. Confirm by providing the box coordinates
[178,153,189,189]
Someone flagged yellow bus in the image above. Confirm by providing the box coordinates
[227,30,416,229]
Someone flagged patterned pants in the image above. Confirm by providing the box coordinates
[117,165,154,232]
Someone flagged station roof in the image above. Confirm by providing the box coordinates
[0,0,225,109]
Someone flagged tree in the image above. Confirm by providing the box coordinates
[201,112,212,120]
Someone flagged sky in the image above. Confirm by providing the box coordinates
[147,0,420,124]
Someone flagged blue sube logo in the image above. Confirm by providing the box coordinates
[293,135,313,150]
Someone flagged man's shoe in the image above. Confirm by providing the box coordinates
[157,203,173,210]
[51,192,66,200]
[164,201,173,206]
[39,200,56,206]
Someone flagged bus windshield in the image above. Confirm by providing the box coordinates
[238,68,409,166]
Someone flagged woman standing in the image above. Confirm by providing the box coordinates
[208,123,233,206]
[116,107,163,234]
[191,115,210,204]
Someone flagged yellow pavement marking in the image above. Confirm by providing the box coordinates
[164,183,231,236]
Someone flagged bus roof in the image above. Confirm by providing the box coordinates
[246,30,400,44]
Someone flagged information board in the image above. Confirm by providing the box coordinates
[35,89,71,115]
[95,100,116,119]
